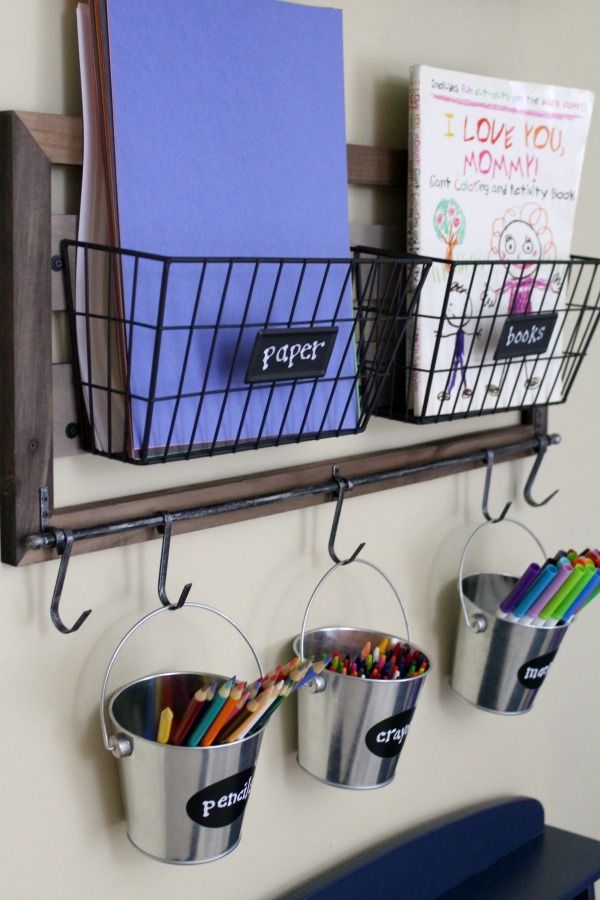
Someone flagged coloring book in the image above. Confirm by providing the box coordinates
[407,65,594,417]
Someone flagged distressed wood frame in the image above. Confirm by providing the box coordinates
[0,111,544,566]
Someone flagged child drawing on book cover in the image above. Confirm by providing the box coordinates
[435,281,482,402]
[433,198,465,266]
[432,198,479,402]
[483,203,561,396]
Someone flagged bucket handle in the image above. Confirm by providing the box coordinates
[100,603,263,757]
[458,518,546,633]
[298,558,410,667]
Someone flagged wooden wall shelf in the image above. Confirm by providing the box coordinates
[0,110,546,568]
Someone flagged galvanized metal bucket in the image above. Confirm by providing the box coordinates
[450,519,570,714]
[100,603,264,864]
[292,559,430,790]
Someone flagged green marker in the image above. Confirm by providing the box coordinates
[549,565,597,622]
[539,566,587,621]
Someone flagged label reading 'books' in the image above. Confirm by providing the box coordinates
[517,651,557,689]
[186,767,255,828]
[365,708,415,758]
[494,313,558,360]
[245,327,338,383]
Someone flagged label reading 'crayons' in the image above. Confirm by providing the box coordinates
[365,708,416,758]
[517,651,557,689]
[186,767,255,828]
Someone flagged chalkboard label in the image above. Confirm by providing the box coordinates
[186,767,255,828]
[245,327,337,383]
[517,650,557,689]
[494,313,557,360]
[365,708,415,758]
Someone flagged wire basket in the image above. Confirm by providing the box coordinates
[61,241,431,463]
[373,253,600,424]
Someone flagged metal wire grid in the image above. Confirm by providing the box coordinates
[376,254,600,423]
[61,241,430,463]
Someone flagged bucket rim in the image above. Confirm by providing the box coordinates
[107,670,266,749]
[460,574,572,632]
[292,627,432,684]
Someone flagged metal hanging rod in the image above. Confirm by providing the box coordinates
[26,432,560,555]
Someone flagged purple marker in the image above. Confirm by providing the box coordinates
[521,562,573,624]
[498,563,541,615]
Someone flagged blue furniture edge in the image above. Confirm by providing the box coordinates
[286,797,600,900]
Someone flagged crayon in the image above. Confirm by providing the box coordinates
[156,707,174,744]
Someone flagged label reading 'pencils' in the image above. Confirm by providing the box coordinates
[365,708,415,758]
[517,651,557,689]
[186,766,255,828]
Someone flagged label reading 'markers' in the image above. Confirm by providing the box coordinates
[365,708,415,758]
[186,767,255,828]
[517,651,557,689]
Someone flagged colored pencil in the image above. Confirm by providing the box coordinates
[170,685,214,746]
[200,682,246,747]
[186,677,236,746]
[224,685,278,743]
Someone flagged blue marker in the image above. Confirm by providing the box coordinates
[511,564,558,619]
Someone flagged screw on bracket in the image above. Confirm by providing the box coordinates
[39,486,50,532]
[51,255,63,272]
[65,422,80,440]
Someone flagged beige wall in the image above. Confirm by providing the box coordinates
[1,1,599,898]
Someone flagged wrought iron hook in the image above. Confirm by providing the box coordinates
[158,512,192,609]
[482,450,512,523]
[524,436,559,508]
[328,468,365,565]
[50,529,93,634]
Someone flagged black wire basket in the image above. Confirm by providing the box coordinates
[373,252,600,424]
[61,240,431,463]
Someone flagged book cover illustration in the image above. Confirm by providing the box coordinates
[407,64,594,417]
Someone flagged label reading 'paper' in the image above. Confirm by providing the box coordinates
[186,767,255,828]
[245,327,338,383]
[517,650,557,689]
[493,313,558,360]
[365,708,416,758]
